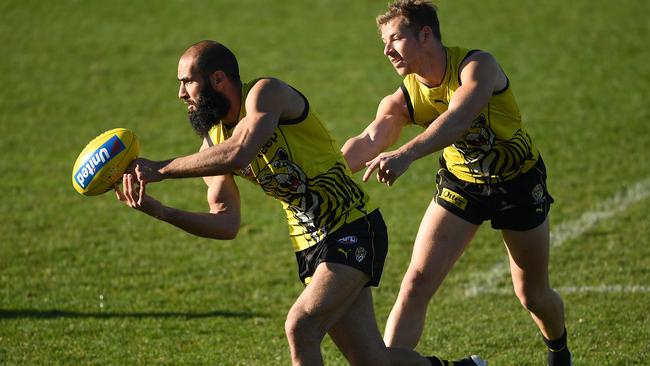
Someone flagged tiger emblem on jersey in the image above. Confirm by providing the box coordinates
[454,114,534,181]
[257,148,321,241]
[256,148,367,245]
[454,114,495,162]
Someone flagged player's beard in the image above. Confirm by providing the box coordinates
[188,83,231,137]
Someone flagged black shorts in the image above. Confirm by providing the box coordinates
[435,157,554,231]
[295,209,388,287]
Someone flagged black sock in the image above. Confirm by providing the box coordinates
[544,328,572,366]
[427,356,445,366]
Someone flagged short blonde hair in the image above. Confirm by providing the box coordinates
[376,0,441,40]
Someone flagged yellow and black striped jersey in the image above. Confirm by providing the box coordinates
[208,78,375,252]
[401,46,539,183]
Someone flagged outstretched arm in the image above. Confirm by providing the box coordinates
[363,51,505,186]
[341,88,409,173]
[132,78,302,181]
[115,171,241,240]
[130,78,304,204]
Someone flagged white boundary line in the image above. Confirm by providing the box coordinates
[469,285,650,296]
[464,177,650,297]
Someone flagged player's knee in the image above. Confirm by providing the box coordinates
[284,306,321,343]
[284,310,304,340]
[401,269,438,300]
[514,285,548,313]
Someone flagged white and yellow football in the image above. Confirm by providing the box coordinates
[72,128,140,196]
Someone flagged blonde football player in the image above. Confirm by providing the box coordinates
[343,1,571,365]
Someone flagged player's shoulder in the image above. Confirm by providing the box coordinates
[385,85,409,108]
[458,49,501,80]
[248,77,292,96]
[246,77,305,117]
[460,49,498,67]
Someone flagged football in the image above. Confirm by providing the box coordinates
[72,128,140,196]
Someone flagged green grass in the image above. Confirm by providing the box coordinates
[1,0,649,364]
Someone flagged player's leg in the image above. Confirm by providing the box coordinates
[503,217,565,337]
[284,262,372,366]
[328,287,486,366]
[502,217,571,365]
[327,286,422,366]
[384,200,480,348]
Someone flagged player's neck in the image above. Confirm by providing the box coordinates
[221,83,243,127]
[415,43,446,88]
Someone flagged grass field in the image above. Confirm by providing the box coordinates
[1,0,649,364]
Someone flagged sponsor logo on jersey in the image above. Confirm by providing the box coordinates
[440,188,468,210]
[239,164,254,177]
[337,235,358,245]
[531,183,544,202]
[337,247,352,259]
[257,132,279,157]
[355,247,367,262]
[75,135,125,188]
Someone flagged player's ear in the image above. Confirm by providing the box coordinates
[210,70,227,90]
[419,26,432,42]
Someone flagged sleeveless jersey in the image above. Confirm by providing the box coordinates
[208,79,375,252]
[401,46,539,183]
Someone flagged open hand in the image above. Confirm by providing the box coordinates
[362,150,412,186]
[124,158,164,205]
[114,173,163,217]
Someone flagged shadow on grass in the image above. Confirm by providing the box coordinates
[0,308,264,320]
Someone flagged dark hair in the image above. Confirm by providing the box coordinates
[377,0,441,40]
[189,40,241,82]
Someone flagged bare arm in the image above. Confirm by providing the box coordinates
[363,51,506,185]
[397,52,501,162]
[136,78,301,181]
[116,141,242,240]
[341,88,409,173]
[129,78,304,204]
